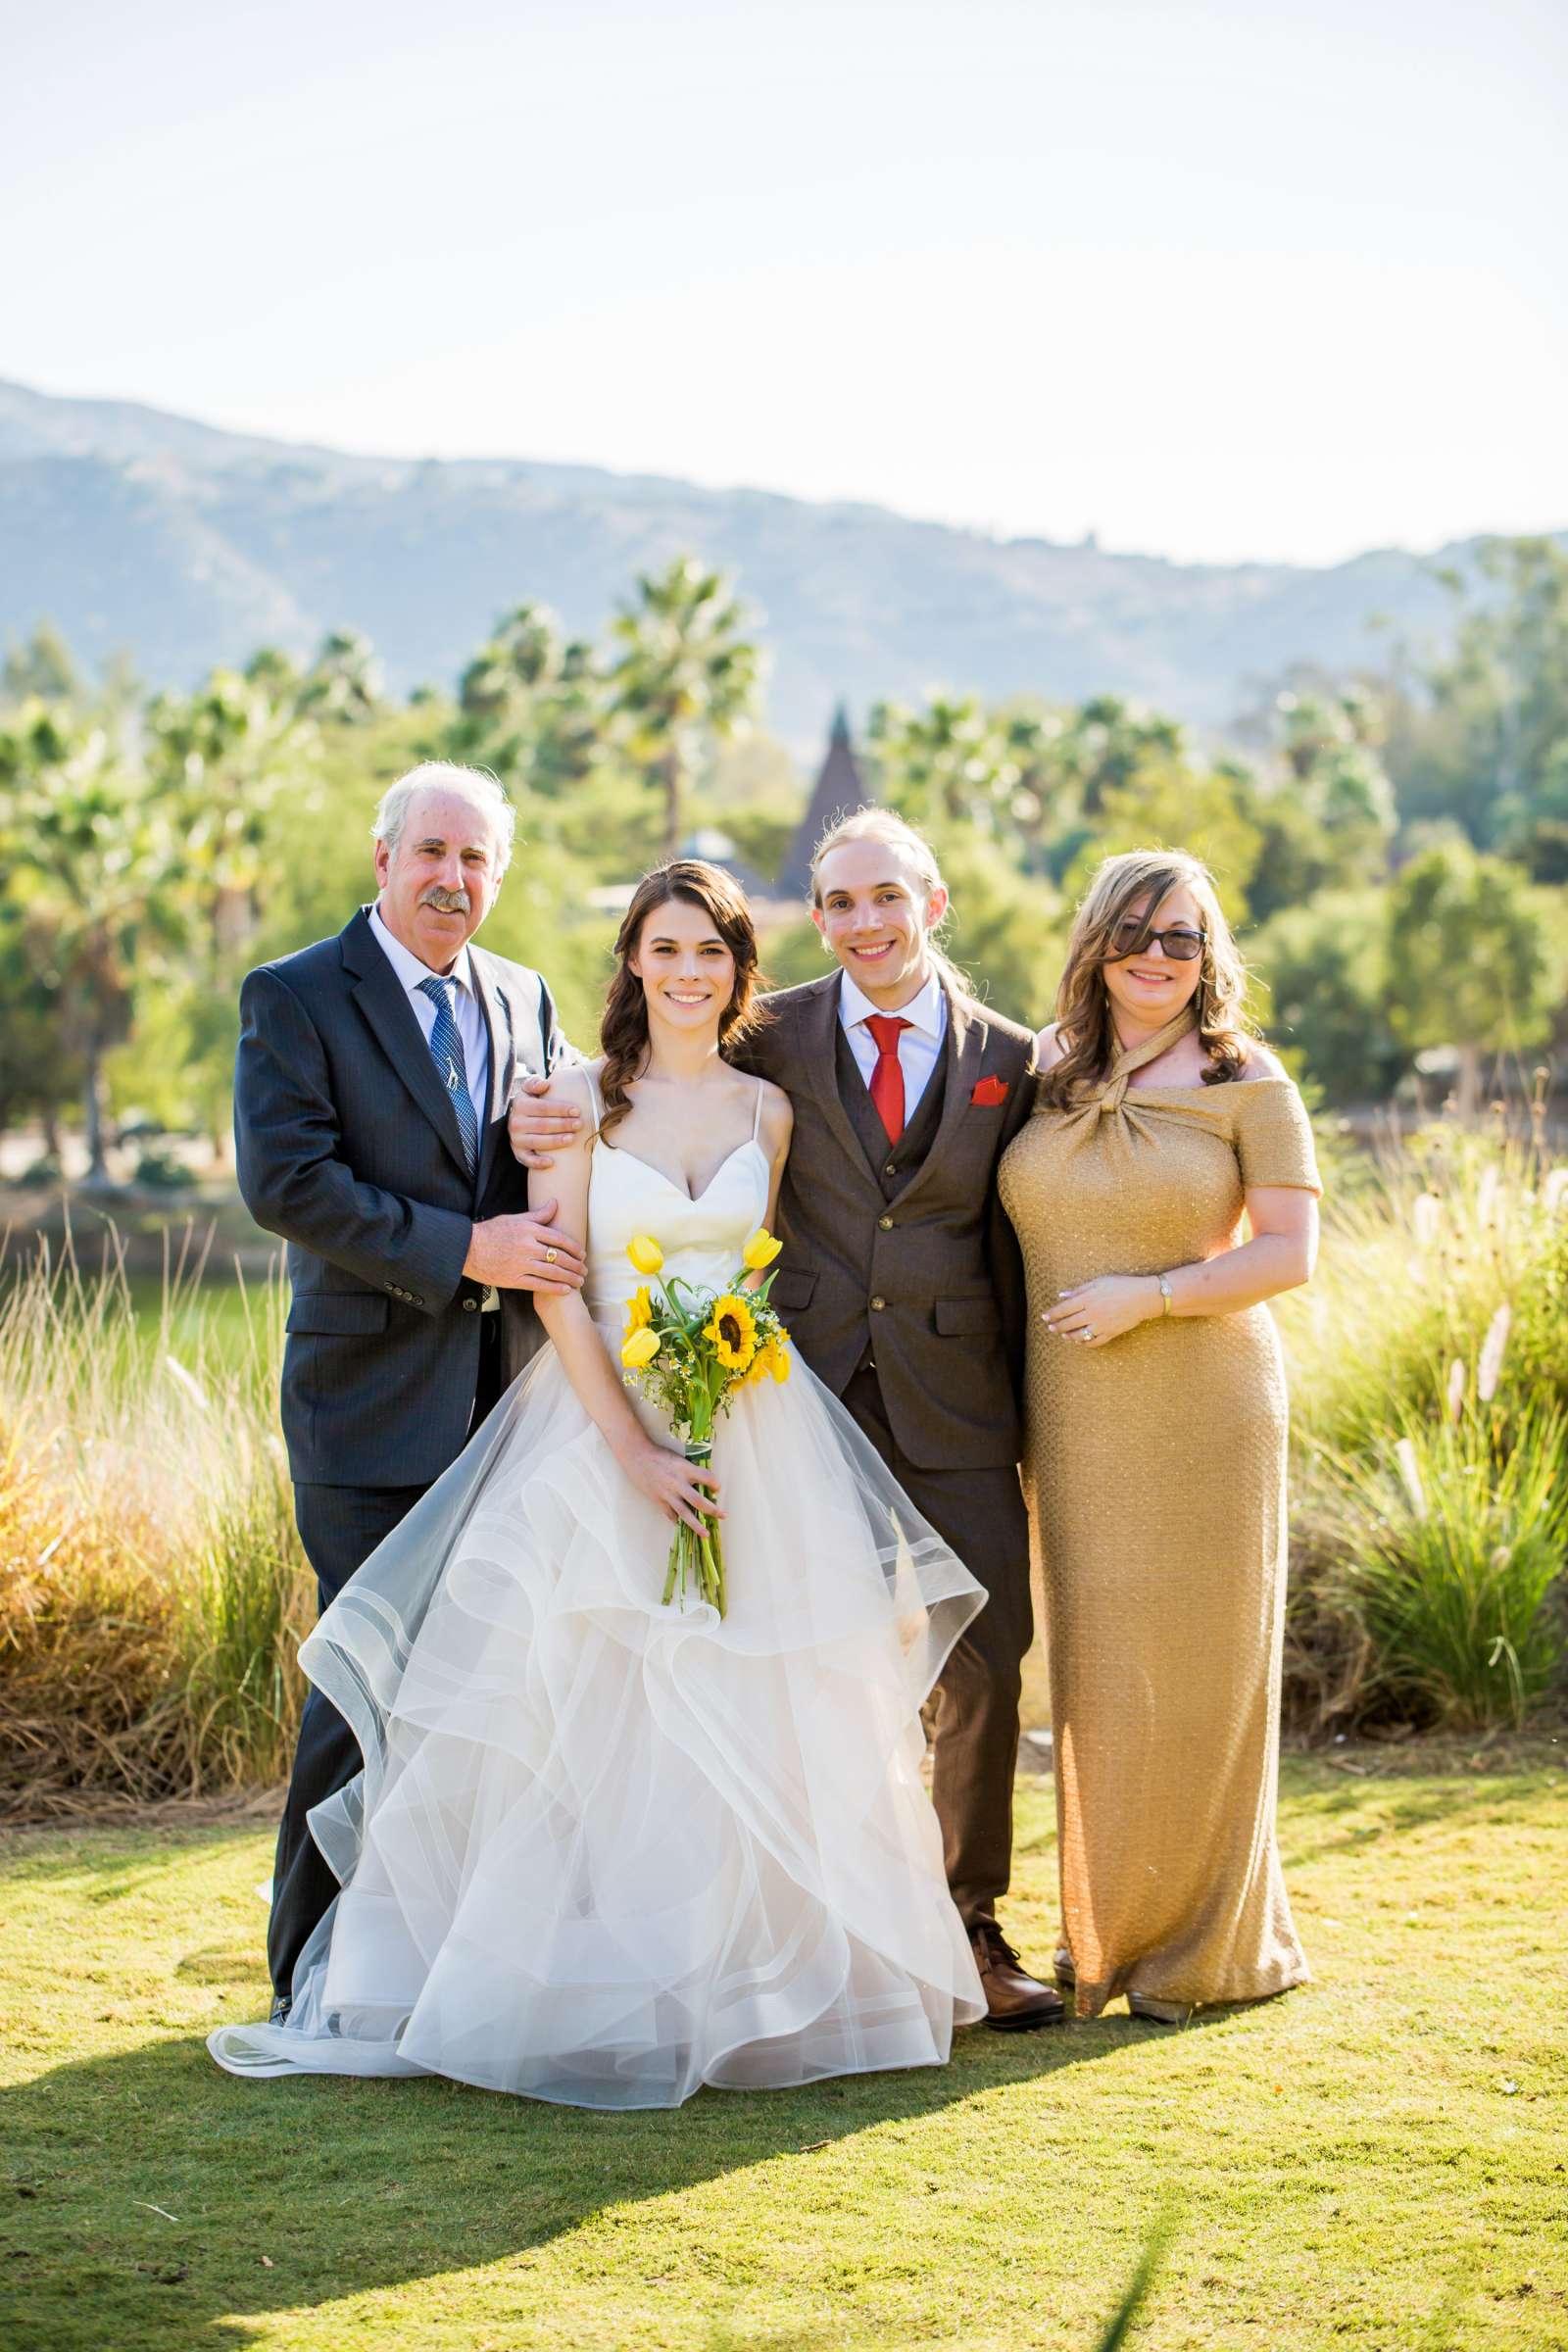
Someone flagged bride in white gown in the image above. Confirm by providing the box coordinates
[210,860,986,2108]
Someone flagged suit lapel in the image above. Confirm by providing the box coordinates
[889,987,987,1212]
[341,907,471,1181]
[798,973,883,1188]
[469,950,515,1197]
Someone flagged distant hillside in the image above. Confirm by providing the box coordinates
[0,377,1543,746]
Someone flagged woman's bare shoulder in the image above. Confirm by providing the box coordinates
[1034,1021,1068,1073]
[540,1054,604,1095]
[1236,1041,1291,1084]
[757,1076,794,1151]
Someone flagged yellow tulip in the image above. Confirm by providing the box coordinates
[620,1326,661,1368]
[742,1229,782,1271]
[626,1235,664,1276]
[767,1334,791,1383]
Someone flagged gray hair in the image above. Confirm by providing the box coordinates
[371,761,515,877]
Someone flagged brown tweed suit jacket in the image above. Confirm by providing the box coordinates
[741,971,1039,1473]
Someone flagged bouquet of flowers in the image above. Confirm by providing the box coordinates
[618,1227,792,1616]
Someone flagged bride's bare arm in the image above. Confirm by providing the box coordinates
[742,1087,794,1292]
[527,1068,721,1536]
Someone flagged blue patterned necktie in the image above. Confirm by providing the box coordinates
[417,974,479,1172]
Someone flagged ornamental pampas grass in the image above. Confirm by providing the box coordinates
[1477,1304,1511,1405]
[0,1239,306,1815]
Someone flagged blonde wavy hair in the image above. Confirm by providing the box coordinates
[1039,849,1254,1108]
[808,807,969,995]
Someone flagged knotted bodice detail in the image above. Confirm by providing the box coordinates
[1068,1006,1201,1119]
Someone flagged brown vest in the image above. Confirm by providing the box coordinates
[832,1021,950,1200]
[743,973,1038,1472]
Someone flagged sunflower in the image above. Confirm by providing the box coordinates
[704,1292,758,1372]
[743,1333,791,1387]
[624,1285,654,1336]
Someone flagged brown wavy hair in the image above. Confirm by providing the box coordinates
[598,860,770,1138]
[1039,849,1255,1108]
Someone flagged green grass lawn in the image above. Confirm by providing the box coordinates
[2,1751,1564,2352]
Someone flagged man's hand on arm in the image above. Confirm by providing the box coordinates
[463,1198,587,1295]
[508,1074,584,1170]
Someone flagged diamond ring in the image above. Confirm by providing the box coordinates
[545,1248,559,1264]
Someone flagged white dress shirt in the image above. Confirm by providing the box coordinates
[368,903,491,1128]
[837,966,948,1119]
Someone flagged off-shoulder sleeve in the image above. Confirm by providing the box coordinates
[1233,1082,1322,1195]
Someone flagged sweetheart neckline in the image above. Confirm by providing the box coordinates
[596,1136,766,1208]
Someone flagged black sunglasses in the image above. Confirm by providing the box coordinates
[1108,920,1206,962]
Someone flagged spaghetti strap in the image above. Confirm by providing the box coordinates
[751,1076,765,1141]
[574,1059,605,1136]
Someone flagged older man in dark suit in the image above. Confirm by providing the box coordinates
[235,760,584,2015]
[512,809,1062,2028]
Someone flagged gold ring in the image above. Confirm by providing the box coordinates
[545,1248,559,1264]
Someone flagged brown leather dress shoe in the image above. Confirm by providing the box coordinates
[970,1923,1066,2031]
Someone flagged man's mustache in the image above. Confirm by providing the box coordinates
[418,885,472,914]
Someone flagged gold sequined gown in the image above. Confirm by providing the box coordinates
[998,1013,1321,2018]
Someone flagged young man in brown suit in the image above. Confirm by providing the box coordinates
[511,809,1061,2028]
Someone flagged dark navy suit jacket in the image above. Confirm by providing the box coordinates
[234,906,565,1488]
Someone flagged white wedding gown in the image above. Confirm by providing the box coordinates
[210,1105,987,2106]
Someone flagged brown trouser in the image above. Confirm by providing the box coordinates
[841,1365,1033,1931]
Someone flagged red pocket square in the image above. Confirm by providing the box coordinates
[970,1074,1009,1106]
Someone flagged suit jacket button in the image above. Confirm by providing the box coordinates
[878,1215,893,1231]
[462,1297,478,1311]
[870,1296,885,1311]
[884,1162,897,1177]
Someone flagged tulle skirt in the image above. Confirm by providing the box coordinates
[209,1335,987,2107]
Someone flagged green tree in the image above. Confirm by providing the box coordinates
[1067,753,1265,917]
[0,895,79,1157]
[869,693,1002,829]
[1383,842,1565,1117]
[300,627,385,725]
[1239,686,1397,922]
[0,704,182,1182]
[608,558,762,856]
[452,604,604,796]
[1385,537,1568,869]
[3,619,81,708]
[1250,888,1405,1102]
[145,667,318,1147]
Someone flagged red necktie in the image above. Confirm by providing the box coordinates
[865,1014,911,1145]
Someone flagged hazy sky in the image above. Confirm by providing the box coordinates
[6,0,1565,564]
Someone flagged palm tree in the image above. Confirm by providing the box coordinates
[300,627,384,724]
[0,704,183,1185]
[146,667,317,1151]
[608,558,762,856]
[453,604,605,796]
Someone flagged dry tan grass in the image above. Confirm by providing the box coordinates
[0,1237,310,1816]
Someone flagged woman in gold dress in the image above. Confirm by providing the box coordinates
[999,850,1320,2023]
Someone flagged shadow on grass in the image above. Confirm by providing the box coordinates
[1278,1755,1561,1868]
[3,2009,1153,2352]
